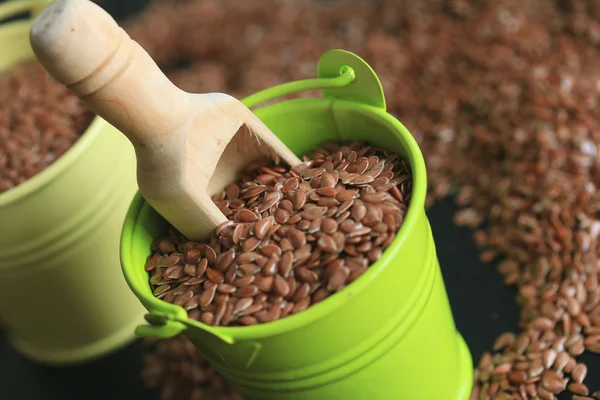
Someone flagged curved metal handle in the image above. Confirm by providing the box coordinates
[241,49,386,111]
[242,65,356,109]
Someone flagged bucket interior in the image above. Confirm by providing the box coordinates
[121,96,427,336]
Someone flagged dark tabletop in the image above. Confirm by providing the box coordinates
[1,1,598,399]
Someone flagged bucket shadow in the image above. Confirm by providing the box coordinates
[427,197,520,363]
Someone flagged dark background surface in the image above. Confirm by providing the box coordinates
[0,0,598,399]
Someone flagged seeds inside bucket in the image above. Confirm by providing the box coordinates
[147,140,413,327]
[0,60,93,194]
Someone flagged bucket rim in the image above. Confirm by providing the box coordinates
[121,96,428,341]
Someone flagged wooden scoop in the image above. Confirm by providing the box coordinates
[29,0,301,241]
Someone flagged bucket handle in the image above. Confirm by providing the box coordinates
[0,0,50,24]
[242,49,387,111]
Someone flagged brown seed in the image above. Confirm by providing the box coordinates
[302,206,327,220]
[564,357,577,374]
[239,316,258,325]
[279,251,294,277]
[493,363,512,375]
[237,209,259,223]
[260,244,283,258]
[157,254,181,267]
[144,254,161,271]
[213,301,227,326]
[302,168,325,179]
[571,363,587,383]
[528,359,544,377]
[361,192,386,204]
[262,256,279,276]
[568,297,582,316]
[336,200,354,217]
[199,283,217,307]
[348,226,372,238]
[256,276,274,292]
[283,177,299,192]
[532,316,555,330]
[292,190,307,210]
[493,332,516,351]
[322,218,338,234]
[317,197,339,208]
[351,174,375,185]
[288,229,307,248]
[513,334,530,354]
[152,285,171,297]
[236,252,260,264]
[242,236,261,252]
[206,269,224,284]
[164,265,185,279]
[336,189,359,202]
[307,218,322,233]
[367,247,383,262]
[238,263,261,276]
[569,383,590,396]
[296,267,318,283]
[541,370,566,393]
[233,297,254,314]
[292,283,311,303]
[234,275,255,287]
[351,203,367,221]
[317,235,338,253]
[254,217,274,239]
[157,239,177,253]
[312,288,330,304]
[331,232,346,251]
[238,303,264,317]
[200,312,215,325]
[537,387,554,400]
[205,246,217,264]
[254,306,281,323]
[217,283,236,294]
[235,284,259,297]
[554,351,570,371]
[232,224,245,244]
[225,183,240,200]
[291,297,311,314]
[327,267,349,291]
[543,348,557,368]
[273,274,290,297]
[183,263,197,276]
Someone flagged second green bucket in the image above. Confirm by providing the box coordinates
[121,50,472,400]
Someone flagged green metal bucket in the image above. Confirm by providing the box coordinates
[0,0,146,365]
[121,50,472,399]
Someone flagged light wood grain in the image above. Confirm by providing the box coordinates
[30,0,301,240]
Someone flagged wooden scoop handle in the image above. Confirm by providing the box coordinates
[29,0,191,153]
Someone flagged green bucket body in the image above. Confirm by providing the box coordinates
[0,0,146,365]
[121,52,472,399]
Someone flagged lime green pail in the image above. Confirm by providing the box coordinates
[121,50,473,399]
[0,0,146,365]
